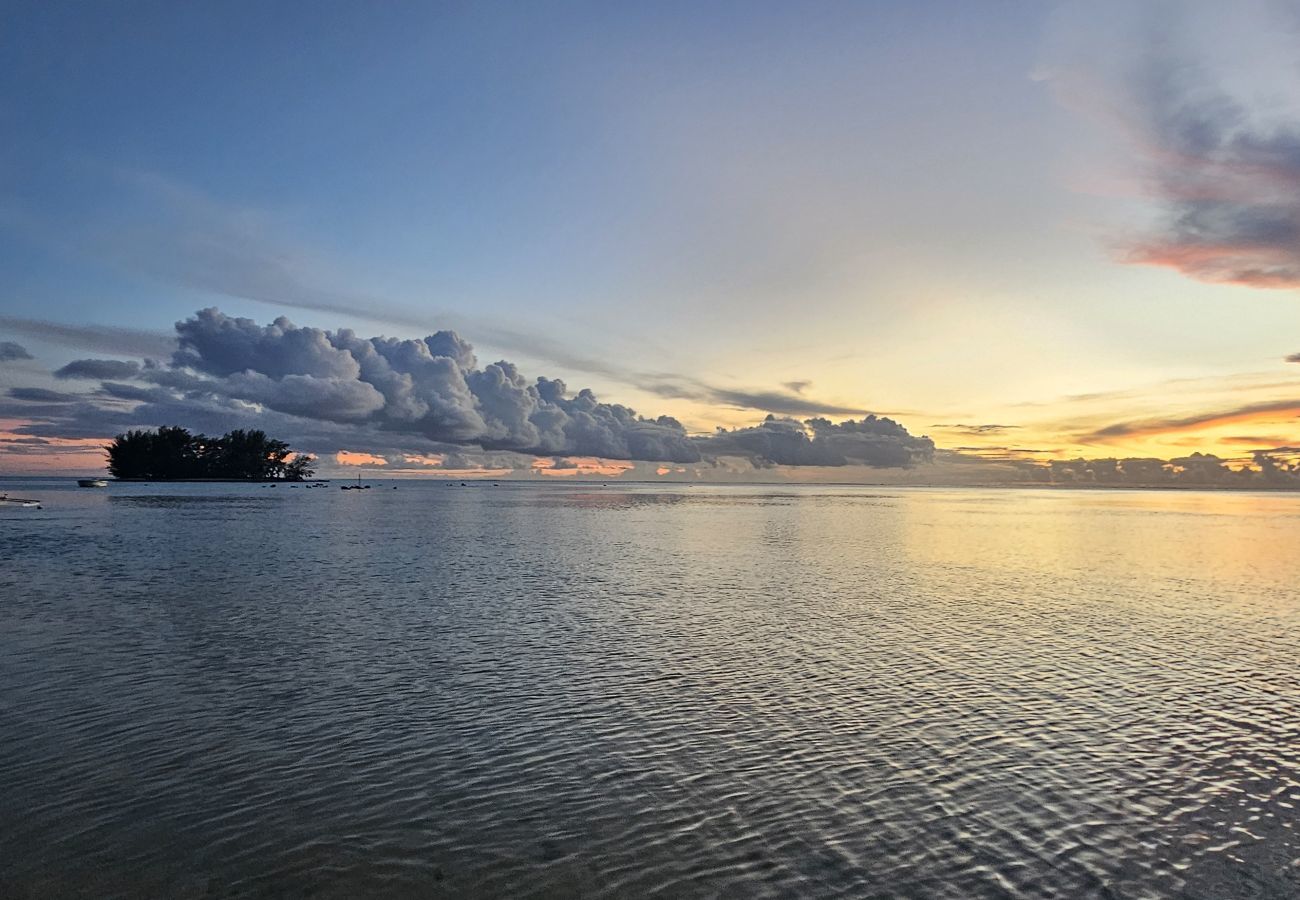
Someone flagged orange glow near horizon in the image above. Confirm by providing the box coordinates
[0,421,108,473]
[655,466,688,476]
[335,451,388,466]
[1084,408,1300,444]
[530,456,635,478]
[416,467,513,479]
[1071,410,1300,465]
[402,454,445,466]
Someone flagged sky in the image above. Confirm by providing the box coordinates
[2,0,1299,483]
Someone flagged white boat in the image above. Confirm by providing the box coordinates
[77,479,109,488]
[0,494,42,508]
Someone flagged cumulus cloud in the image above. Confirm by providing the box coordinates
[54,359,142,380]
[1044,1,1300,288]
[1038,452,1300,487]
[2,308,936,470]
[0,341,33,362]
[698,414,934,468]
[1287,352,1300,363]
[126,309,697,460]
[929,447,1300,488]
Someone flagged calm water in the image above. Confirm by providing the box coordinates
[1,480,1297,899]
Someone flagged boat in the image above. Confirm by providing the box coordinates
[0,494,42,509]
[340,474,371,491]
[77,479,109,488]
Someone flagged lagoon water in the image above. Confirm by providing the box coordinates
[1,479,1298,898]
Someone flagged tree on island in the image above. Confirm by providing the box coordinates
[106,426,316,480]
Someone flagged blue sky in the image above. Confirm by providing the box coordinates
[3,1,1300,478]
[2,1,1053,335]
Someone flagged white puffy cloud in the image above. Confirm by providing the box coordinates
[5,308,939,469]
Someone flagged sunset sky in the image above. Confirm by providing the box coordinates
[2,1,1299,480]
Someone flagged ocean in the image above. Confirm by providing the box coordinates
[2,480,1297,898]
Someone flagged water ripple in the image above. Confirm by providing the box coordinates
[1,483,1297,898]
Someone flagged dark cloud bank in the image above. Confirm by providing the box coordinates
[54,359,142,380]
[1124,57,1300,287]
[997,453,1300,489]
[0,341,34,362]
[1067,7,1300,289]
[5,308,935,470]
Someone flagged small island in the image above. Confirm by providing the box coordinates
[106,426,316,481]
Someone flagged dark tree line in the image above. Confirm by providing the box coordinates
[106,426,316,480]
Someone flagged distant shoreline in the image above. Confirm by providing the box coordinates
[97,478,330,484]
[0,476,1293,492]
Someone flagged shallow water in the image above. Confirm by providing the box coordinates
[1,480,1298,898]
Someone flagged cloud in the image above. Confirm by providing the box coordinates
[635,368,870,416]
[335,451,387,466]
[531,456,636,477]
[933,423,1019,435]
[401,454,444,466]
[0,341,33,362]
[932,446,1300,488]
[953,445,1054,456]
[698,414,934,468]
[3,307,936,470]
[702,387,863,417]
[9,387,83,403]
[1287,352,1300,363]
[54,359,143,380]
[1044,2,1300,289]
[1044,452,1300,487]
[0,315,177,357]
[641,377,865,416]
[52,308,707,462]
[1082,398,1300,441]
